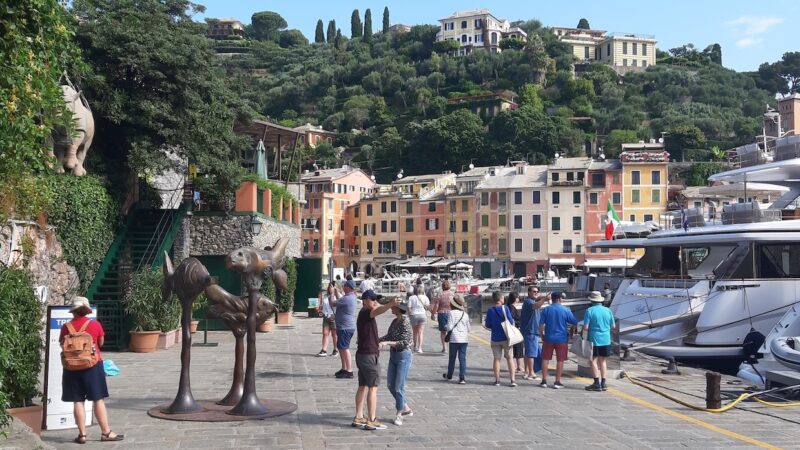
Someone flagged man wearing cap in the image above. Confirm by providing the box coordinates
[538,291,577,389]
[332,279,359,378]
[520,286,546,381]
[583,291,616,391]
[352,290,398,430]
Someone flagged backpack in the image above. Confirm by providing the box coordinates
[61,320,98,371]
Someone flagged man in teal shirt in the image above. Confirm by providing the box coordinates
[583,291,616,391]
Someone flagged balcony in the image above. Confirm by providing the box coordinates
[551,180,584,187]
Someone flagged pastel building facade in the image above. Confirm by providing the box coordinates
[507,163,550,277]
[546,158,591,269]
[436,9,527,55]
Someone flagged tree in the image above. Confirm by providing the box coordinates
[334,28,342,48]
[382,7,390,33]
[602,130,638,158]
[326,20,336,43]
[577,18,590,29]
[404,109,487,174]
[499,38,525,50]
[350,9,362,38]
[279,29,308,48]
[251,11,287,42]
[665,124,707,161]
[432,39,459,54]
[315,20,324,43]
[72,0,250,199]
[520,84,544,112]
[363,9,372,42]
[703,43,722,65]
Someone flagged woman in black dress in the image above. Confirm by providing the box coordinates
[506,292,524,375]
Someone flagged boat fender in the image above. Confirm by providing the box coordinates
[742,328,766,363]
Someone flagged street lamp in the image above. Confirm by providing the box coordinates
[249,215,263,234]
[469,158,475,170]
[397,169,404,179]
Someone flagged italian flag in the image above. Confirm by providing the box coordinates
[605,200,621,240]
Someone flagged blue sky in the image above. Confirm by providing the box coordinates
[195,0,797,72]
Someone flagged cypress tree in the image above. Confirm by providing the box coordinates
[382,7,390,33]
[326,20,336,43]
[350,9,362,38]
[335,28,342,48]
[363,9,372,42]
[314,19,325,43]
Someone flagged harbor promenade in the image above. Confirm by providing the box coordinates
[38,313,800,449]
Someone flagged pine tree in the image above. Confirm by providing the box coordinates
[382,7,390,33]
[350,9,362,38]
[314,19,324,43]
[326,20,336,43]
[363,9,372,42]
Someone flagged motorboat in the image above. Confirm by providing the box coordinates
[588,135,800,363]
[738,303,800,386]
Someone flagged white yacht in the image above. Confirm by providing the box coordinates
[589,135,800,362]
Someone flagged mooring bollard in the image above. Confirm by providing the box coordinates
[620,344,636,361]
[661,356,680,375]
[706,371,722,409]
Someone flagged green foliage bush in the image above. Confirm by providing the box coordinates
[0,267,43,430]
[259,258,297,312]
[45,175,117,292]
[124,268,177,331]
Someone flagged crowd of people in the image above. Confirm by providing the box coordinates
[316,275,617,430]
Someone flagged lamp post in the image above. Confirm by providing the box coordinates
[249,215,263,234]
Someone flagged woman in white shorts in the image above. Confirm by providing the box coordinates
[407,285,430,353]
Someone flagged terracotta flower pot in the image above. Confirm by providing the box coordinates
[157,329,177,349]
[257,319,274,333]
[276,312,292,324]
[8,404,42,435]
[129,330,160,353]
[190,320,199,333]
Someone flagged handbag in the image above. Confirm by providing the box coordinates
[499,306,524,346]
[444,311,464,343]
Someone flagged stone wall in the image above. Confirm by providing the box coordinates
[183,214,301,257]
[0,221,79,305]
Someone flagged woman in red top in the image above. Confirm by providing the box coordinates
[430,279,454,353]
[59,297,123,444]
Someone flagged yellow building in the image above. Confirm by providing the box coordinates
[620,147,669,256]
[596,33,657,72]
[355,190,401,276]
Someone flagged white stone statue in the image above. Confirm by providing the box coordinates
[51,85,94,176]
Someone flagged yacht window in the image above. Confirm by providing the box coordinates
[682,247,709,270]
[758,244,800,278]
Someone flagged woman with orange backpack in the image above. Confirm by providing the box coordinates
[59,297,124,444]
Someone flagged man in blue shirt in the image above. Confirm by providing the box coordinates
[332,280,358,378]
[484,291,517,387]
[538,292,577,389]
[583,291,616,391]
[520,286,546,380]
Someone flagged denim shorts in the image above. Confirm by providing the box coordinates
[437,312,450,331]
[410,314,427,327]
[336,328,354,350]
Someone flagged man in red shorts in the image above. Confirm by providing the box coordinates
[537,292,577,389]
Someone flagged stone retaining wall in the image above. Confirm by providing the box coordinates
[179,214,300,258]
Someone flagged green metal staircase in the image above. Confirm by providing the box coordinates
[86,203,188,350]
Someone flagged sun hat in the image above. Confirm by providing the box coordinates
[361,289,383,300]
[393,300,408,313]
[450,295,466,311]
[344,279,356,289]
[588,291,604,303]
[69,296,92,315]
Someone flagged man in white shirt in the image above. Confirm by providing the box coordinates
[360,276,376,293]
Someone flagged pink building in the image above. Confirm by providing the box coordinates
[584,159,627,270]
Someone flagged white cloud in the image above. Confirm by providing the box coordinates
[726,16,783,36]
[735,37,762,48]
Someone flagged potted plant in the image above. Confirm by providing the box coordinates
[123,268,163,352]
[190,293,207,333]
[156,290,181,350]
[275,258,297,324]
[0,267,44,435]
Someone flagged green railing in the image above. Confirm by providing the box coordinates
[85,210,135,301]
[150,201,190,270]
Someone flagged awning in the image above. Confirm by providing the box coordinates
[549,258,575,265]
[583,258,639,268]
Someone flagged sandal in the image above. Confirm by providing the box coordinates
[74,434,87,444]
[101,431,124,442]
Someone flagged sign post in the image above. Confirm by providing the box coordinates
[42,305,97,430]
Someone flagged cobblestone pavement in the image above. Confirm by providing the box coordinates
[41,313,800,449]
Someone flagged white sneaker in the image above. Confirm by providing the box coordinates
[393,415,403,426]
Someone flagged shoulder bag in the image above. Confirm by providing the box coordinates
[499,306,524,346]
